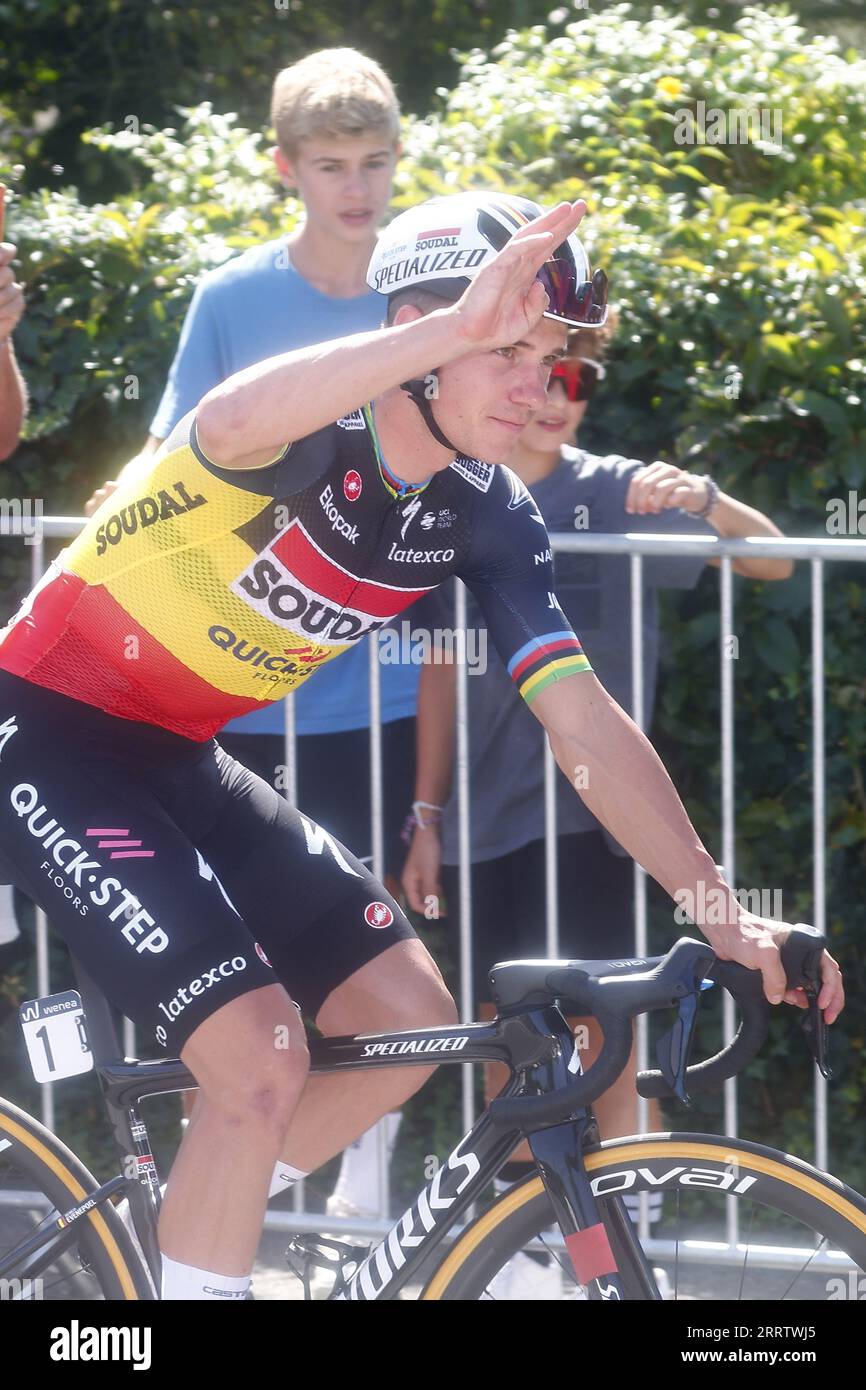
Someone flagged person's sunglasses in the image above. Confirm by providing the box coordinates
[538,261,609,327]
[548,357,606,402]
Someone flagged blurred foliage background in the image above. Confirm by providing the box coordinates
[1,2,865,1200]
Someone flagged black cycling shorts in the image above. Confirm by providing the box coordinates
[0,671,416,1056]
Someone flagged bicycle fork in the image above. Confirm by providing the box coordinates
[529,1117,661,1300]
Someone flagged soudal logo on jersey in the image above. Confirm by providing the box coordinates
[231,518,428,647]
[94,482,207,555]
[343,470,363,502]
[415,226,460,251]
[373,245,488,293]
[364,901,394,929]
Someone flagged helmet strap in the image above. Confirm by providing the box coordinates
[400,378,458,454]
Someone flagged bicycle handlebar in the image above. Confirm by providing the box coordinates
[488,925,827,1129]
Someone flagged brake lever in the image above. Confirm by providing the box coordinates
[781,924,831,1080]
[653,957,715,1104]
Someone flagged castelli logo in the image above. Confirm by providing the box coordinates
[255,942,273,967]
[344,471,363,502]
[364,901,394,929]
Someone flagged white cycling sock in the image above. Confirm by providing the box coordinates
[268,1160,308,1200]
[0,883,19,946]
[330,1111,402,1212]
[160,1254,250,1301]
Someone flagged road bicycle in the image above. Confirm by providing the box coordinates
[1,924,864,1300]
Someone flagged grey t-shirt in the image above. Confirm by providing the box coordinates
[429,447,714,864]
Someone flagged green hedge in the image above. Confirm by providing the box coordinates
[1,5,865,1196]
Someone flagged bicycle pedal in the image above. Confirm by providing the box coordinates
[285,1235,367,1301]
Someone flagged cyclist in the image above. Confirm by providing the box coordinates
[0,193,843,1301]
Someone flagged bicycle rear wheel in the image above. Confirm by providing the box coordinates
[0,1097,155,1300]
[421,1133,866,1301]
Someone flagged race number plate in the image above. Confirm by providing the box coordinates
[18,991,93,1082]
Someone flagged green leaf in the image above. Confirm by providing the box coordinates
[757,619,801,677]
[785,390,852,438]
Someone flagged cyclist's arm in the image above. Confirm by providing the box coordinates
[195,200,585,469]
[196,313,464,471]
[462,471,844,1021]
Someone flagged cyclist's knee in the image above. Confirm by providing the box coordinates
[181,987,309,1130]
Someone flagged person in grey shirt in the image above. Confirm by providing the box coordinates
[402,321,794,1169]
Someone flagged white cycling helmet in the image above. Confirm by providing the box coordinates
[367,191,608,328]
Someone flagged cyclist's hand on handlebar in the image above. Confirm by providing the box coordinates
[705,913,844,1024]
[401,825,446,920]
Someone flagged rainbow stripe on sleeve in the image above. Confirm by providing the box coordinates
[508,630,593,704]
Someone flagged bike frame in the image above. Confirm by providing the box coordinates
[2,958,659,1300]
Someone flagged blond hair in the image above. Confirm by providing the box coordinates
[271,48,401,157]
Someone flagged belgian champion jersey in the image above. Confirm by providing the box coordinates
[0,407,592,740]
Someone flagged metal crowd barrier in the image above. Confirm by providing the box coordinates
[3,519,865,1259]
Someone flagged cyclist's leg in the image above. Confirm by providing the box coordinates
[163,985,307,1278]
[279,937,456,1175]
[0,675,306,1291]
[194,746,457,1176]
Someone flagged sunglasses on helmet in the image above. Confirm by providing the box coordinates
[548,357,606,402]
[537,261,609,327]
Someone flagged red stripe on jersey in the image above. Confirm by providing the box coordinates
[270,520,428,618]
[0,572,264,741]
[510,636,583,684]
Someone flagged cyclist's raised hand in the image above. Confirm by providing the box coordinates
[452,200,586,353]
[401,825,446,920]
[705,912,844,1024]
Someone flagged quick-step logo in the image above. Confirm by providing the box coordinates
[10,783,168,951]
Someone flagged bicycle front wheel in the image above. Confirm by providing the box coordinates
[421,1133,866,1301]
[0,1097,155,1300]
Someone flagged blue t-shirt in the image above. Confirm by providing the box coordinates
[149,238,420,736]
